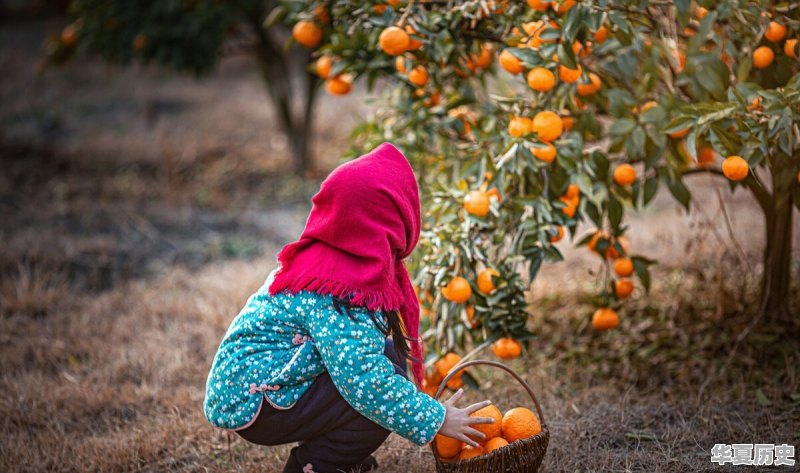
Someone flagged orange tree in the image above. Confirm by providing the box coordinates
[48,0,327,174]
[277,0,800,379]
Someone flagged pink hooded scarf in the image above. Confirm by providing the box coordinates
[269,142,424,386]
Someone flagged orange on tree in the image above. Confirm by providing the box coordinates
[435,434,463,459]
[442,276,473,303]
[722,155,749,181]
[697,146,716,166]
[614,257,634,277]
[468,404,503,443]
[785,39,798,58]
[527,0,550,11]
[434,352,462,377]
[615,279,634,299]
[408,65,429,86]
[292,20,323,48]
[594,25,608,44]
[532,111,563,142]
[477,268,500,294]
[753,46,774,69]
[668,128,689,139]
[498,49,524,74]
[404,25,424,50]
[551,0,575,15]
[613,164,637,186]
[466,305,480,328]
[313,4,330,23]
[558,63,582,83]
[592,308,620,330]
[395,56,407,73]
[576,72,601,96]
[491,337,522,360]
[474,43,494,69]
[61,23,78,47]
[531,142,557,163]
[458,445,484,460]
[325,75,352,95]
[695,6,708,19]
[765,21,786,43]
[508,116,533,137]
[549,225,564,242]
[464,190,491,217]
[315,55,333,79]
[485,437,509,452]
[379,26,410,55]
[502,407,542,442]
[561,114,575,131]
[527,67,556,92]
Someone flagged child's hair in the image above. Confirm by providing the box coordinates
[331,297,414,363]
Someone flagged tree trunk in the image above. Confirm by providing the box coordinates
[759,172,794,319]
[249,7,318,175]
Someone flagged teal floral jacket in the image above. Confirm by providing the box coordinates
[203,271,446,446]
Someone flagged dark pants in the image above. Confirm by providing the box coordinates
[237,339,407,473]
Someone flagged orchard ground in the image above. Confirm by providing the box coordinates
[2,20,799,472]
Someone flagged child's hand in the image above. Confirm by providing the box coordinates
[437,388,495,448]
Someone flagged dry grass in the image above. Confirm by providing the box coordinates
[1,252,797,473]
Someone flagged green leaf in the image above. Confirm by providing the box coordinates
[667,178,691,211]
[607,197,623,228]
[609,118,636,135]
[632,257,652,292]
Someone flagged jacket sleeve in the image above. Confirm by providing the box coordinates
[306,298,446,446]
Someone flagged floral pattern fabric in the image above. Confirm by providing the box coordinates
[203,272,446,446]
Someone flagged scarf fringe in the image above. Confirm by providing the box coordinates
[269,271,405,313]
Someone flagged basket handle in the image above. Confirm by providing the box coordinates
[434,359,547,429]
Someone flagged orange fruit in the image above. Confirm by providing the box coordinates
[532,142,556,163]
[477,268,500,294]
[722,156,749,181]
[549,225,564,243]
[442,277,472,303]
[486,187,502,202]
[697,146,716,166]
[532,111,563,142]
[313,4,330,23]
[748,96,764,111]
[435,434,463,459]
[379,26,410,55]
[458,445,484,460]
[485,437,509,452]
[404,25,424,50]
[638,101,657,113]
[527,0,550,11]
[435,352,462,378]
[765,21,787,43]
[753,46,774,69]
[408,65,429,86]
[613,258,634,277]
[594,26,608,44]
[132,34,146,52]
[565,183,580,198]
[502,407,542,442]
[695,6,708,19]
[592,308,619,330]
[424,90,442,107]
[475,43,494,69]
[464,190,491,217]
[668,128,689,139]
[613,164,637,186]
[508,116,533,137]
[558,64,582,83]
[785,39,798,58]
[527,67,556,92]
[561,115,575,131]
[315,55,333,79]
[446,375,464,390]
[325,76,352,95]
[292,20,323,48]
[491,337,522,360]
[573,40,592,58]
[468,404,503,443]
[674,50,686,72]
[615,279,634,299]
[499,49,524,75]
[576,72,601,96]
[466,305,480,328]
[551,0,575,15]
[61,23,78,47]
[395,56,407,73]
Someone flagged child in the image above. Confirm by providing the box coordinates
[204,143,493,473]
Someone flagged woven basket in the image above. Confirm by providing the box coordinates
[431,360,549,473]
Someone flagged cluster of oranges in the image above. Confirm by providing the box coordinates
[752,19,797,69]
[434,404,542,463]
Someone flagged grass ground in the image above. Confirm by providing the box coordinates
[1,18,799,473]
